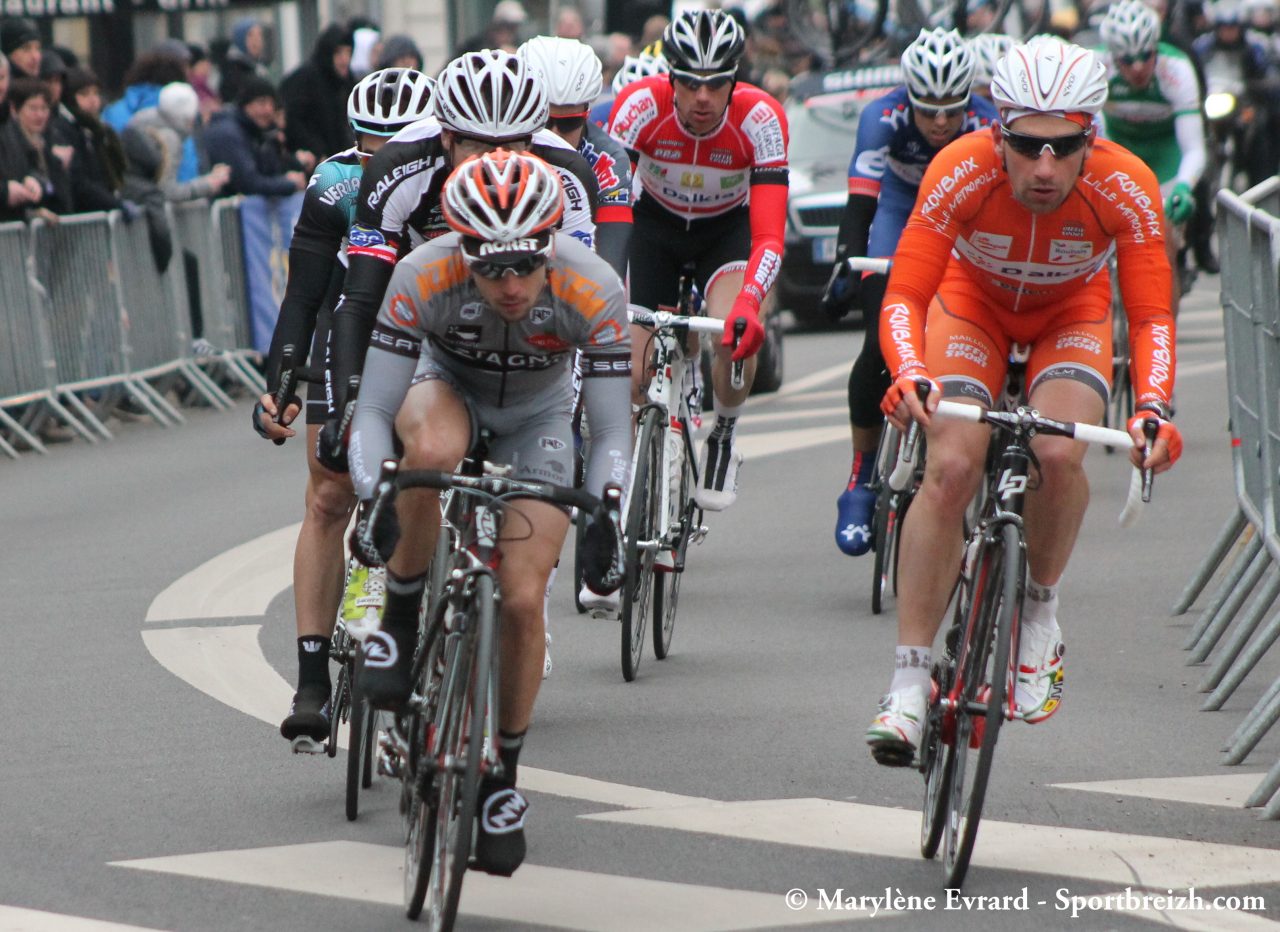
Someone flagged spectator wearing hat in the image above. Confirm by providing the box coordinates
[374,34,423,71]
[0,17,40,79]
[185,43,221,123]
[125,82,230,202]
[0,53,45,222]
[61,66,132,213]
[202,77,305,197]
[219,17,270,110]
[39,50,76,161]
[0,77,73,217]
[279,21,355,163]
[102,51,201,185]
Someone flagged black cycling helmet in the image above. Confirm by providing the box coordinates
[662,9,745,74]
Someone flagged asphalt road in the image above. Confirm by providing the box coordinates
[3,274,1278,932]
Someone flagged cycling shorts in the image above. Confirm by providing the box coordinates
[305,302,334,425]
[924,264,1113,407]
[410,351,576,490]
[628,200,751,312]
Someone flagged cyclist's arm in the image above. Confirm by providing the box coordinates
[594,221,631,282]
[590,129,634,280]
[738,95,790,315]
[576,257,633,497]
[331,251,398,396]
[836,97,893,263]
[1160,51,1208,189]
[878,219,950,379]
[1172,110,1207,188]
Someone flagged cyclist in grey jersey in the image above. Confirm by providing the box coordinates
[348,151,629,877]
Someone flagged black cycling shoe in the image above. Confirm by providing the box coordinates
[471,786,528,876]
[359,625,416,712]
[280,684,331,752]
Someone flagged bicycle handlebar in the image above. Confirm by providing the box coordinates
[845,257,891,275]
[628,303,746,388]
[270,344,325,445]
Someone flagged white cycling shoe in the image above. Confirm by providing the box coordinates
[579,584,620,618]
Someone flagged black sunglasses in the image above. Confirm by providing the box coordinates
[547,113,588,133]
[672,72,734,92]
[1001,125,1090,160]
[1118,50,1156,65]
[466,253,549,280]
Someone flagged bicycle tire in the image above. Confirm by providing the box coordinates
[345,667,368,822]
[404,603,450,919]
[573,509,588,614]
[361,706,377,788]
[942,521,1022,888]
[328,629,350,760]
[871,482,894,615]
[653,440,693,659]
[919,651,954,859]
[621,408,661,681]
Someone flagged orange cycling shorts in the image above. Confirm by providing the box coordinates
[923,261,1113,407]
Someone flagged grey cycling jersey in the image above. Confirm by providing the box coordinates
[349,232,632,501]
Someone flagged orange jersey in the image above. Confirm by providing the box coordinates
[881,127,1174,407]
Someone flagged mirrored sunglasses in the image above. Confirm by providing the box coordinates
[1001,125,1090,160]
[672,70,735,92]
[910,96,969,120]
[464,252,549,279]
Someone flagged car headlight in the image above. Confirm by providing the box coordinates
[1205,92,1237,121]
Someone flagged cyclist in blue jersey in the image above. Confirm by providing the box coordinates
[251,68,435,749]
[821,28,996,556]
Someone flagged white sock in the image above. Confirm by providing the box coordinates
[890,645,932,693]
[543,564,557,636]
[1023,577,1059,631]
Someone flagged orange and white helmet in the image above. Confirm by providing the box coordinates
[989,36,1108,123]
[442,150,564,257]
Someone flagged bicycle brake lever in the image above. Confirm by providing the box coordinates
[730,317,747,390]
[1140,418,1159,503]
[271,344,298,446]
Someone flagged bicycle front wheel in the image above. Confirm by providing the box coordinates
[653,430,693,659]
[345,662,368,821]
[942,521,1023,888]
[621,408,661,681]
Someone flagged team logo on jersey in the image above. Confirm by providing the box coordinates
[708,148,733,165]
[743,101,786,163]
[1061,222,1085,238]
[531,306,552,324]
[539,436,567,451]
[655,147,682,159]
[971,231,1012,259]
[388,293,418,328]
[349,224,386,248]
[589,319,624,347]
[1049,239,1094,264]
[446,325,482,343]
[528,333,571,351]
[460,302,484,320]
[592,150,621,193]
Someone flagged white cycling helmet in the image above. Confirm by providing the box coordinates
[1100,0,1162,58]
[434,50,549,141]
[519,36,603,107]
[348,68,435,137]
[612,46,669,95]
[901,28,976,102]
[970,33,1014,86]
[989,36,1109,121]
[443,149,564,253]
[1210,0,1245,23]
[663,9,745,74]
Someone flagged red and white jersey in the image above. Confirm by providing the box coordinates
[607,75,789,222]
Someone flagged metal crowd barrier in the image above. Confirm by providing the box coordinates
[1174,176,1280,817]
[0,197,269,458]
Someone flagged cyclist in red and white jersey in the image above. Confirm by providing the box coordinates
[607,8,789,512]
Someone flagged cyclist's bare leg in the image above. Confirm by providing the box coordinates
[295,424,356,638]
[388,379,472,580]
[705,269,757,406]
[495,501,571,734]
[1021,378,1104,587]
[894,402,989,647]
[851,425,881,459]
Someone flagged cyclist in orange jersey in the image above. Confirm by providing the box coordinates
[865,37,1184,767]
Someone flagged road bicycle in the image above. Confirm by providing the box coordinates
[359,454,621,929]
[915,395,1153,888]
[272,347,382,821]
[622,296,744,682]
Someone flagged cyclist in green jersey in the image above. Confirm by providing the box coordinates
[1100,0,1207,312]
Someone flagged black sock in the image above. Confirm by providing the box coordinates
[709,414,737,441]
[483,729,526,793]
[382,569,427,634]
[297,636,331,692]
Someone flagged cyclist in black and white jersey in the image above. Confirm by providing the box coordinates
[347,150,630,876]
[320,50,602,468]
[251,68,434,750]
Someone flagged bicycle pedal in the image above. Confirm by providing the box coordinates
[290,736,327,755]
[869,744,916,768]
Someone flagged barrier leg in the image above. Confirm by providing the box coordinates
[1171,509,1248,615]
[1204,604,1280,709]
[131,377,184,424]
[179,361,234,410]
[121,380,174,427]
[1199,569,1280,694]
[0,429,20,459]
[1184,533,1264,651]
[44,393,99,444]
[0,407,46,454]
[1226,685,1280,765]
[59,389,113,440]
[1248,757,1280,811]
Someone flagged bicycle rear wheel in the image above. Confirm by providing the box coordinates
[871,482,894,615]
[653,433,693,659]
[329,628,351,760]
[942,521,1022,888]
[345,661,369,822]
[622,408,661,681]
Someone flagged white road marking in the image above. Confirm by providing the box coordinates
[1178,360,1227,378]
[736,426,848,460]
[760,360,854,400]
[585,797,1280,889]
[1052,773,1266,809]
[145,523,300,622]
[111,841,859,931]
[741,405,847,425]
[0,906,166,931]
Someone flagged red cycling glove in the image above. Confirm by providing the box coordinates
[1127,411,1183,469]
[722,295,765,362]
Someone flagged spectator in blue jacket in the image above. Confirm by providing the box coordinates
[202,76,305,197]
[102,50,200,183]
